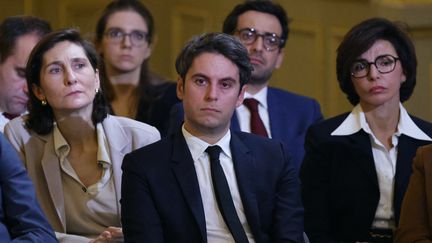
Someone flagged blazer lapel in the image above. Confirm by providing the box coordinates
[229,133,261,240]
[267,89,284,141]
[171,132,207,241]
[347,131,379,187]
[40,134,67,231]
[102,116,129,220]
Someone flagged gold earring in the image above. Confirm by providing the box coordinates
[41,100,47,106]
[95,88,99,94]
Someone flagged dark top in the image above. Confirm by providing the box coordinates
[109,81,180,137]
[300,112,432,243]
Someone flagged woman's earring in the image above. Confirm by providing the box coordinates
[41,100,47,106]
[95,88,99,94]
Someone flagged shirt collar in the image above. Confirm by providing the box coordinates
[182,125,232,161]
[244,86,268,109]
[331,103,432,141]
[53,122,112,166]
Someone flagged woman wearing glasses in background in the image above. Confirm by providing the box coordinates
[300,18,432,243]
[95,0,179,136]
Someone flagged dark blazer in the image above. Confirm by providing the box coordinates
[121,130,304,243]
[0,134,57,242]
[168,87,323,169]
[395,145,432,243]
[300,113,432,243]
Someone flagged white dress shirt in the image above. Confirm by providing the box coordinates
[236,87,271,137]
[182,126,255,243]
[331,103,432,229]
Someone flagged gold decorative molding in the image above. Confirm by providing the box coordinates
[171,5,212,77]
[372,0,432,8]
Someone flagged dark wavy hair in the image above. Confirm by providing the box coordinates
[175,32,253,91]
[222,0,290,49]
[0,15,51,63]
[26,28,108,135]
[336,18,416,105]
[95,0,155,104]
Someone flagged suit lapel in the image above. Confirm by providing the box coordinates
[171,132,207,241]
[102,116,129,220]
[40,134,67,231]
[229,133,261,240]
[267,88,283,140]
[347,131,379,186]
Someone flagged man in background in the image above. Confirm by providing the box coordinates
[0,16,51,132]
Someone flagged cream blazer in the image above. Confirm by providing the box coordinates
[4,115,160,242]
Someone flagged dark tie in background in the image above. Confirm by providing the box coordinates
[243,98,268,137]
[205,146,249,243]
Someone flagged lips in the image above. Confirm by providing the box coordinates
[201,107,220,113]
[15,96,28,105]
[369,86,386,94]
[66,90,82,96]
[249,56,264,65]
[119,54,133,61]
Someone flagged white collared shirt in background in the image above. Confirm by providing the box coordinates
[331,103,432,229]
[182,125,255,243]
[236,86,272,137]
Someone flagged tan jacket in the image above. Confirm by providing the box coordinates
[396,144,432,243]
[4,115,160,242]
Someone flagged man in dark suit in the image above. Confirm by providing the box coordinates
[121,33,303,243]
[169,1,323,169]
[0,133,57,242]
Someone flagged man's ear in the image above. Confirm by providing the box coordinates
[275,48,285,69]
[176,77,184,101]
[236,84,247,108]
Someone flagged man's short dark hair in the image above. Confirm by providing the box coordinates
[175,32,253,91]
[337,18,416,105]
[26,28,109,135]
[222,1,290,48]
[0,16,51,63]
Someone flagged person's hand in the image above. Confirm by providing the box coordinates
[90,227,123,243]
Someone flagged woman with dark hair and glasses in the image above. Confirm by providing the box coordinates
[95,0,179,136]
[300,18,432,243]
[4,28,160,242]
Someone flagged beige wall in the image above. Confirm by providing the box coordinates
[3,0,432,120]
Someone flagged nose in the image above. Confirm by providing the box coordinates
[250,36,264,52]
[122,34,132,48]
[367,64,380,81]
[205,83,218,101]
[23,81,28,95]
[65,68,78,86]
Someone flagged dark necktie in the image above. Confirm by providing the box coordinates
[243,98,268,137]
[3,112,19,120]
[205,146,249,243]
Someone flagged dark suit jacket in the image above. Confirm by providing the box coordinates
[168,87,323,169]
[0,134,57,242]
[395,145,432,243]
[300,113,432,243]
[121,130,304,243]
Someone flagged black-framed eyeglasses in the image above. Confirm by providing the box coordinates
[235,28,283,52]
[350,55,400,78]
[104,28,148,47]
